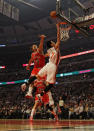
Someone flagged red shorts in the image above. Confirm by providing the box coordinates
[35,94,49,106]
[31,68,40,76]
[31,67,46,80]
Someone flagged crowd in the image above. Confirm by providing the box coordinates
[0,80,94,120]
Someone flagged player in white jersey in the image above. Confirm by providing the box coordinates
[38,43,60,84]
[22,23,60,96]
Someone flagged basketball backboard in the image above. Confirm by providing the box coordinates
[56,0,94,37]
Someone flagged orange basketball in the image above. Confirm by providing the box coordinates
[50,11,57,18]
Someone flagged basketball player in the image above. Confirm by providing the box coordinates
[22,23,60,96]
[21,35,46,98]
[30,78,58,121]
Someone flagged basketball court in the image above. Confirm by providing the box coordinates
[0,119,94,131]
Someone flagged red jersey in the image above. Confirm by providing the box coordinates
[34,79,45,95]
[31,52,45,68]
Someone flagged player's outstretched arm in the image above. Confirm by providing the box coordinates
[38,35,46,53]
[26,56,33,70]
[55,23,60,49]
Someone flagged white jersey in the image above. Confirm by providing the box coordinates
[47,47,60,65]
[38,47,60,84]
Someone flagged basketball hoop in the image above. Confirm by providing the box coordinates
[60,22,71,42]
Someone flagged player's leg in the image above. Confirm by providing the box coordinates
[22,64,48,91]
[48,91,58,121]
[21,78,36,92]
[30,93,43,121]
[39,63,57,96]
[46,104,58,121]
[30,101,39,121]
[25,84,33,98]
[23,63,56,95]
[21,68,39,96]
[26,68,41,97]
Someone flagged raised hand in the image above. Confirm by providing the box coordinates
[26,65,30,70]
[39,35,46,38]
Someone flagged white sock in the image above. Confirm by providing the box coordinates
[30,109,35,118]
[28,85,33,94]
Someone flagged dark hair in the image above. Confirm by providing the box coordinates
[46,41,52,49]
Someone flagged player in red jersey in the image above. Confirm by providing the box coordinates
[21,35,46,98]
[30,78,58,122]
[22,23,61,97]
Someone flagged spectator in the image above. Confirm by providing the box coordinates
[84,103,89,119]
[73,103,79,119]
[88,104,94,119]
[58,96,64,119]
[79,103,84,119]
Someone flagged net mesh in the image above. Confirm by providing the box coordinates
[60,23,71,41]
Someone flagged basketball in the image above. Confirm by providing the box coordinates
[50,11,57,18]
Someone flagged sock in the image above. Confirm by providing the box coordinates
[26,76,37,86]
[32,86,37,94]
[28,85,33,94]
[30,109,35,118]
[44,84,54,92]
[41,84,54,96]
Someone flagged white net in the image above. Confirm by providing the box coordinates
[60,24,71,41]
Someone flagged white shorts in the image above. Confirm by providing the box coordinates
[38,62,57,84]
[47,91,54,106]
